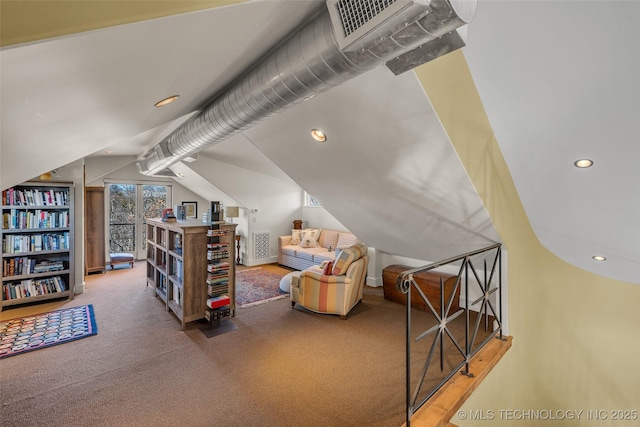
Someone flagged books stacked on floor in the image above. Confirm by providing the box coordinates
[3,276,66,300]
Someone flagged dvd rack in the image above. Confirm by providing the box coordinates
[1,181,75,311]
[205,224,234,325]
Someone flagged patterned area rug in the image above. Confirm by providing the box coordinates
[236,268,288,307]
[0,304,97,359]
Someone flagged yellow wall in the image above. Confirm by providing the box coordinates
[0,0,245,47]
[417,51,640,426]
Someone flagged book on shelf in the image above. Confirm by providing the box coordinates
[205,307,230,322]
[172,283,182,306]
[2,276,66,300]
[206,275,229,285]
[207,250,229,260]
[33,260,64,273]
[2,233,69,253]
[3,257,64,276]
[207,261,229,272]
[207,242,229,250]
[206,295,231,309]
[207,229,230,237]
[2,209,69,230]
[2,188,69,207]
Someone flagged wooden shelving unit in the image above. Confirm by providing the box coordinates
[145,218,210,329]
[1,181,75,311]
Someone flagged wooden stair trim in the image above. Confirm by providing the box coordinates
[403,334,513,427]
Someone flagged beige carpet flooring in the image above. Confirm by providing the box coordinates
[0,262,491,427]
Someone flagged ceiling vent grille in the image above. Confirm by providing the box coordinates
[327,0,431,52]
[334,0,396,37]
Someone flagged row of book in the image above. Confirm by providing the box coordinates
[2,209,70,230]
[206,295,230,309]
[172,283,182,306]
[207,249,229,261]
[2,257,64,276]
[207,229,230,237]
[172,234,183,253]
[207,261,230,274]
[207,282,228,298]
[172,259,183,281]
[3,276,66,300]
[2,188,69,207]
[205,306,231,322]
[157,272,167,294]
[2,233,70,254]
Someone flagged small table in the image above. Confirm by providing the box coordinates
[109,252,134,270]
[279,271,301,293]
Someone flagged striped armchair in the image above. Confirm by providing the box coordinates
[291,243,368,319]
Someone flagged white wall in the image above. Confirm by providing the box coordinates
[301,205,347,231]
[51,159,85,294]
[187,154,303,266]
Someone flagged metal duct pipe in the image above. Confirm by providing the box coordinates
[138,0,476,175]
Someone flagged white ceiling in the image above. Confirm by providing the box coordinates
[1,0,637,284]
[463,1,639,284]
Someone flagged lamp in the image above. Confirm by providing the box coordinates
[225,206,239,224]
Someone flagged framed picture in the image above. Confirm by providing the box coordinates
[181,201,197,219]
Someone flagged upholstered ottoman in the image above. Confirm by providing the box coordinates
[109,252,135,270]
[279,271,301,293]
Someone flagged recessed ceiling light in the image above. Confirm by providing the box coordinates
[592,255,606,261]
[310,129,327,142]
[105,150,113,154]
[574,159,593,168]
[154,95,179,108]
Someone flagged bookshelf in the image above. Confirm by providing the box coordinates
[145,218,211,329]
[1,181,75,311]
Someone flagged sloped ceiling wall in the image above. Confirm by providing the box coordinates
[240,65,500,261]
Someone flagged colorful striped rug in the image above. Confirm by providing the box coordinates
[236,268,288,307]
[0,304,98,359]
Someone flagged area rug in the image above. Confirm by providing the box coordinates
[236,268,288,307]
[0,304,97,359]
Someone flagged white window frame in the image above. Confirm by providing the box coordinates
[304,192,322,207]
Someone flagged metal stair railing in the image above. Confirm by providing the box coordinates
[398,243,504,426]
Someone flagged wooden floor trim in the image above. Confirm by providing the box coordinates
[403,334,513,427]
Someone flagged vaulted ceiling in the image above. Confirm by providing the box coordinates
[1,1,637,284]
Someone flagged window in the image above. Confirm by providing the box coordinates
[107,183,171,259]
[304,192,322,207]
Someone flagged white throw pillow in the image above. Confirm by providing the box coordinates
[299,229,319,248]
[290,229,302,245]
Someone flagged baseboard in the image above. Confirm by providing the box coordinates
[244,256,279,267]
[366,276,382,287]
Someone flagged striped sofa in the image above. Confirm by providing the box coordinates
[291,243,369,319]
[278,229,360,271]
